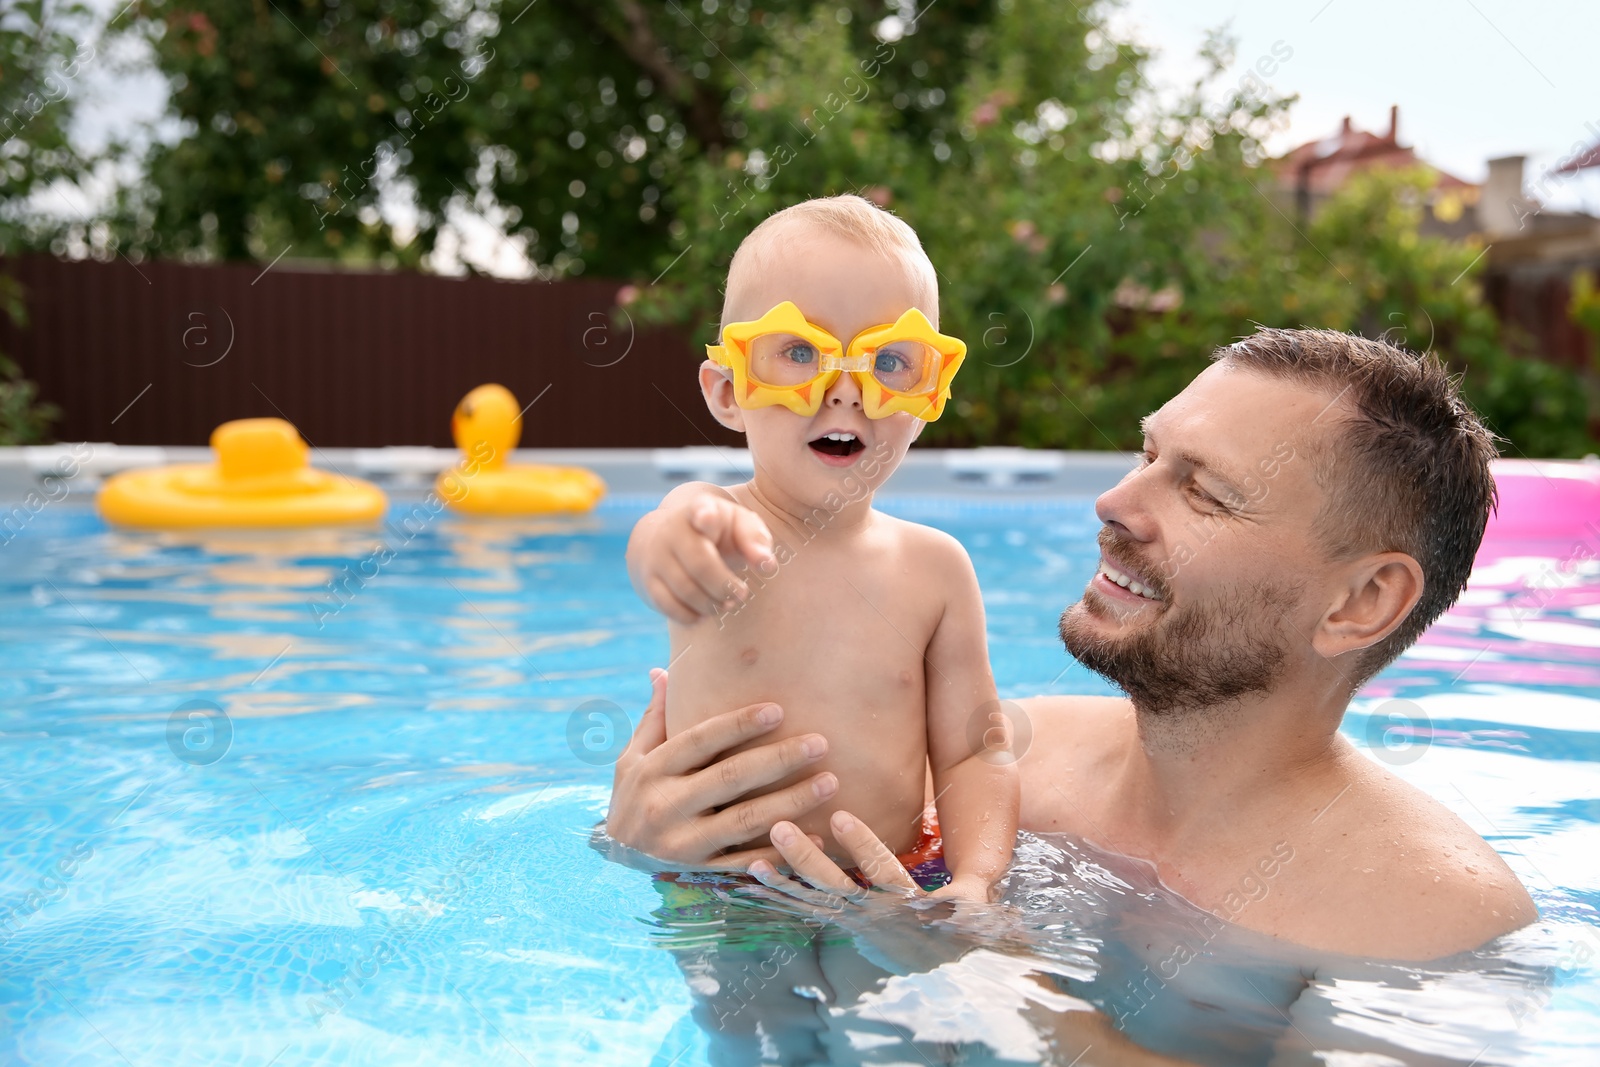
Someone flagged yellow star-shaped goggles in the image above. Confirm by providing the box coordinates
[705,301,966,421]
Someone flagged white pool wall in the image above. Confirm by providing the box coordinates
[0,445,1138,509]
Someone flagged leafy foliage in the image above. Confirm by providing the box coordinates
[0,0,102,251]
[115,0,1001,272]
[1300,168,1595,458]
[43,0,1600,454]
[1572,269,1600,356]
[637,2,1596,455]
[1563,269,1600,446]
[0,0,96,441]
[0,277,58,444]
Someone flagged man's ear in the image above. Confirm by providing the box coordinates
[699,360,746,432]
[1312,551,1424,662]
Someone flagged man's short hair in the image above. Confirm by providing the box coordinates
[1214,327,1499,688]
[721,194,940,327]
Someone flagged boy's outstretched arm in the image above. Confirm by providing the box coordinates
[921,530,1020,901]
[626,481,775,623]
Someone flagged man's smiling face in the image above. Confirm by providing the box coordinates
[1059,360,1352,715]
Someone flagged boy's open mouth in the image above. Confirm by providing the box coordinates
[809,431,866,458]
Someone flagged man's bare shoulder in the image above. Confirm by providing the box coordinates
[1014,694,1132,719]
[1011,695,1133,832]
[1006,700,1536,958]
[1261,744,1538,960]
[1013,694,1134,744]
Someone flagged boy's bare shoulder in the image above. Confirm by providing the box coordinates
[666,480,739,505]
[875,511,974,564]
[875,513,982,599]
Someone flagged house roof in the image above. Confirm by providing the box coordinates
[1273,106,1474,194]
[1555,140,1600,174]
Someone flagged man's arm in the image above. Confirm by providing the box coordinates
[602,669,835,869]
[922,531,1019,901]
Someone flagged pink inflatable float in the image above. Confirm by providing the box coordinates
[1479,458,1600,551]
[1382,457,1600,694]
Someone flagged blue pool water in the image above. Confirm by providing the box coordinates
[1,498,1597,1064]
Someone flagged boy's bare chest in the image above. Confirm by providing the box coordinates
[672,547,939,697]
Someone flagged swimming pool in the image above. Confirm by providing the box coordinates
[2,495,1596,1064]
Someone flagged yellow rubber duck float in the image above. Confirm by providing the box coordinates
[98,418,387,528]
[439,384,604,515]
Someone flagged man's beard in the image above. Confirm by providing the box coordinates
[1059,529,1303,717]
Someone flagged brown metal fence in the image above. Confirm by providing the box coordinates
[1485,265,1599,370]
[0,255,741,449]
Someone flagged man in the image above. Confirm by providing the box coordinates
[608,327,1536,964]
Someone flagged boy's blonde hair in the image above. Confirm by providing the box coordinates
[722,194,940,326]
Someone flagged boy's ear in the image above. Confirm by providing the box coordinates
[699,360,746,432]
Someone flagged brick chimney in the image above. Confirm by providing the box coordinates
[1482,155,1534,237]
[1388,105,1399,143]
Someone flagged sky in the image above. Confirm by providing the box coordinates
[61,0,1600,271]
[1115,0,1600,209]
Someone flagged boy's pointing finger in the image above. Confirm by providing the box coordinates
[731,508,776,572]
[674,538,747,610]
[687,497,738,543]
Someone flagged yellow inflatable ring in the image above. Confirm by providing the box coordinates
[439,385,605,515]
[98,418,387,528]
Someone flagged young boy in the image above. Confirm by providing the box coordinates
[626,195,1018,902]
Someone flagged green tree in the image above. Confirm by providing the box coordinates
[101,0,1597,455]
[0,275,60,444]
[118,0,1001,272]
[636,4,1594,457]
[1569,269,1600,437]
[0,0,104,441]
[1,0,101,251]
[639,2,1310,450]
[1300,168,1593,457]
